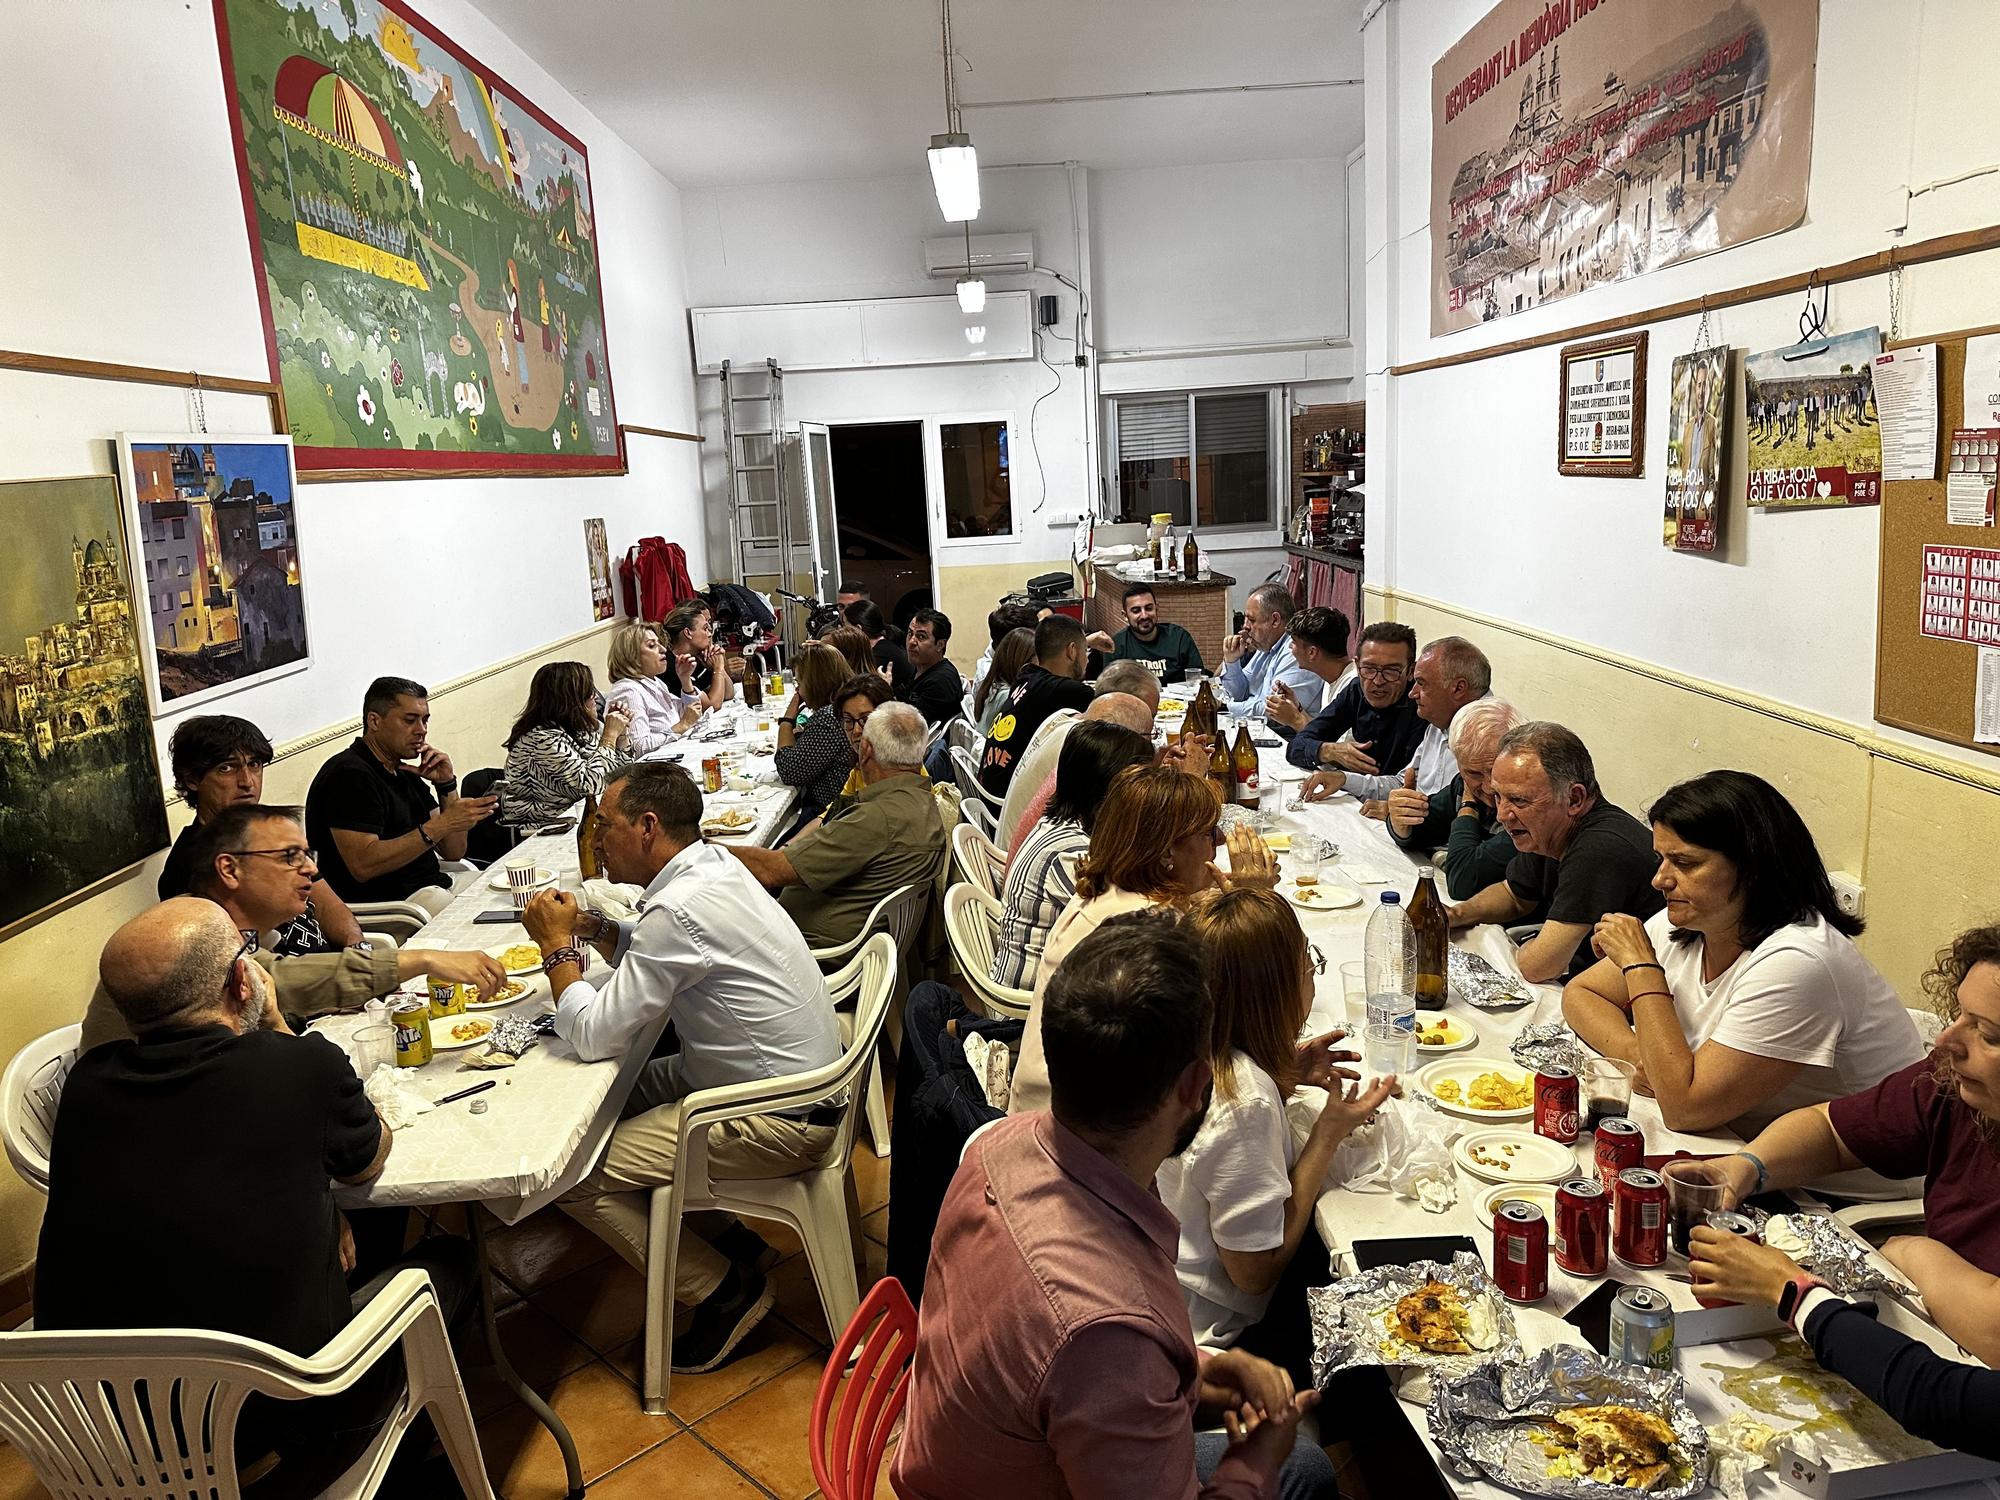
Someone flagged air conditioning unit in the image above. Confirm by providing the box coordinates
[922,232,1035,279]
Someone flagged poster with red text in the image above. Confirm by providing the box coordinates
[1664,348,1729,551]
[1431,0,1818,336]
[1744,327,1883,508]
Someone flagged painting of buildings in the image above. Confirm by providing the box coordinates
[0,477,171,936]
[116,434,313,714]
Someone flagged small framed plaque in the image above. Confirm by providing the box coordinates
[1558,331,1647,478]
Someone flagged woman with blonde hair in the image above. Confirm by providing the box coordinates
[658,598,730,714]
[1160,887,1386,1379]
[1007,764,1280,1116]
[821,624,877,680]
[604,621,701,754]
[773,642,859,812]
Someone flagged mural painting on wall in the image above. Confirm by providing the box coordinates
[1744,327,1883,509]
[1430,0,1819,336]
[115,435,314,715]
[213,0,624,477]
[1663,347,1730,552]
[583,516,613,621]
[0,477,171,938]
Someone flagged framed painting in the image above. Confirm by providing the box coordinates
[0,476,171,939]
[115,434,314,716]
[1557,332,1646,478]
[212,0,625,479]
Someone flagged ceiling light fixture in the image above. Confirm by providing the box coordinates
[955,221,986,312]
[928,0,979,222]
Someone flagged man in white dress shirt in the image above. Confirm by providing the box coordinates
[1216,583,1324,719]
[521,760,840,1374]
[1304,635,1491,815]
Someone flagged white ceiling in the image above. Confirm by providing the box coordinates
[468,0,1367,188]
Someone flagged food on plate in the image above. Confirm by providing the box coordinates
[483,979,529,1004]
[497,943,541,972]
[448,1018,493,1044]
[1433,1070,1530,1110]
[1536,1404,1685,1491]
[1293,886,1326,904]
[1377,1280,1498,1359]
[705,806,755,830]
[1416,1019,1462,1047]
[1468,1139,1524,1171]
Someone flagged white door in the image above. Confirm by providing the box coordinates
[797,421,840,602]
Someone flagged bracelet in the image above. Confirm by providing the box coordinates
[1622,962,1665,975]
[418,822,438,849]
[540,945,584,974]
[436,778,458,797]
[1735,1149,1770,1196]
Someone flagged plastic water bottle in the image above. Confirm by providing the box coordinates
[1364,891,1417,1034]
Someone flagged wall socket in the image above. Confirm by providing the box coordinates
[1830,871,1866,920]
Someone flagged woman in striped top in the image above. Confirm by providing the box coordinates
[503,661,629,826]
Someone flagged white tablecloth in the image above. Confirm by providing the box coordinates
[317,704,798,1223]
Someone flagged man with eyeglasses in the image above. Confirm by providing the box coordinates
[1268,618,1426,780]
[80,805,506,1051]
[1304,635,1493,814]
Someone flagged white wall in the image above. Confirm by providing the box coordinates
[1363,0,2000,755]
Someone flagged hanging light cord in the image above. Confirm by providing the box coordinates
[939,0,960,134]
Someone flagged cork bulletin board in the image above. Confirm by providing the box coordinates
[1876,329,2000,760]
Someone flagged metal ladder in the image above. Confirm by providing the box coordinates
[719,358,794,644]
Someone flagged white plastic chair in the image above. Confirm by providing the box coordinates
[946,717,980,759]
[950,821,1007,900]
[811,883,928,1155]
[344,901,436,945]
[641,933,897,1414]
[947,745,1004,815]
[1,1023,80,1196]
[944,883,1034,1021]
[922,717,951,755]
[0,1268,495,1500]
[955,790,996,839]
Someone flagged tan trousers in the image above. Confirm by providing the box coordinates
[561,1095,838,1307]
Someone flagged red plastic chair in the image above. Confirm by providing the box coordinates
[810,1276,919,1500]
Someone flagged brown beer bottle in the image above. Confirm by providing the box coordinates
[1232,723,1261,808]
[577,791,603,881]
[1208,732,1236,806]
[742,656,763,708]
[1188,677,1218,742]
[1408,864,1449,1011]
[1182,529,1201,580]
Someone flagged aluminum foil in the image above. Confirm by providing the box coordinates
[1429,1344,1710,1500]
[483,1015,542,1059]
[1512,1021,1588,1074]
[1762,1213,1915,1298]
[1452,947,1537,1009]
[1309,1250,1523,1387]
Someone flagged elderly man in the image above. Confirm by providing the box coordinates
[39,898,471,1493]
[732,702,947,949]
[1387,699,1525,899]
[522,762,841,1373]
[1084,582,1205,683]
[901,608,964,727]
[1270,619,1425,778]
[1217,583,1323,719]
[995,659,1160,849]
[305,675,496,911]
[980,614,1094,798]
[81,804,505,1051]
[1445,721,1663,983]
[1304,635,1491,811]
[893,912,1336,1500]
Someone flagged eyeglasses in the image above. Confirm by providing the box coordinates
[838,713,872,732]
[230,846,317,869]
[1357,664,1408,682]
[1308,943,1327,976]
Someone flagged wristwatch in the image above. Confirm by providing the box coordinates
[1777,1274,1829,1329]
[436,778,458,798]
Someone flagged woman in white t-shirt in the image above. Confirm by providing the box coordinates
[1564,770,1923,1159]
[1157,888,1391,1372]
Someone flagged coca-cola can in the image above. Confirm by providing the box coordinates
[1595,1116,1646,1184]
[1553,1176,1609,1276]
[1695,1210,1763,1308]
[1534,1065,1580,1144]
[1613,1167,1668,1268]
[1492,1200,1549,1303]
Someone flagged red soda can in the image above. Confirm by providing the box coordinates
[1613,1167,1668,1267]
[1595,1116,1645,1184]
[1492,1200,1549,1303]
[1553,1176,1609,1276]
[1695,1210,1763,1307]
[1534,1065,1580,1144]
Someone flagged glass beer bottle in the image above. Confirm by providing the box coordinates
[577,791,603,881]
[1408,864,1449,1011]
[1208,732,1236,807]
[1232,723,1260,808]
[1188,678,1218,742]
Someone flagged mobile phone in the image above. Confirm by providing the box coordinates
[474,909,524,924]
[1351,1235,1480,1273]
[1563,1279,1633,1356]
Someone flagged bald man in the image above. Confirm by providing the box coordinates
[36,898,472,1489]
[994,664,1162,849]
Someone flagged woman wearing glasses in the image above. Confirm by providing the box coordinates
[773,644,865,816]
[159,715,361,955]
[1159,887,1387,1386]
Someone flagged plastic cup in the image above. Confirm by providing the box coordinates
[1581,1057,1637,1133]
[1664,1158,1729,1257]
[1362,1020,1413,1081]
[348,1023,394,1079]
[505,857,537,891]
[1293,836,1324,885]
[1340,961,1369,1031]
[512,874,555,911]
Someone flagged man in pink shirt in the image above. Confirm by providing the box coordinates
[892,911,1338,1500]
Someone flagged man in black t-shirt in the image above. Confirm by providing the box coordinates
[1444,721,1663,982]
[901,608,964,727]
[305,675,496,907]
[979,614,1093,798]
[846,600,914,697]
[38,897,472,1489]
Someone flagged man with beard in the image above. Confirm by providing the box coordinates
[37,898,472,1493]
[893,911,1338,1500]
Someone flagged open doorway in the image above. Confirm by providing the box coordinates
[828,421,933,628]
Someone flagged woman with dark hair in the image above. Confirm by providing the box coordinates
[1563,770,1923,1173]
[502,660,628,825]
[773,643,860,813]
[160,714,361,954]
[846,599,912,693]
[657,599,730,714]
[1670,924,2000,1434]
[991,721,1153,990]
[974,626,1037,736]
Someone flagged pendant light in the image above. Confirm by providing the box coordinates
[928,0,979,222]
[955,221,986,312]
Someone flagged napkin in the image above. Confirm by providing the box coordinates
[363,1063,436,1130]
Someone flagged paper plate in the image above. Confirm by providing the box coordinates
[430,1014,501,1051]
[464,975,540,1010]
[1285,880,1362,912]
[486,866,556,891]
[1414,1015,1478,1054]
[1417,1058,1535,1121]
[1453,1129,1577,1186]
[486,943,545,977]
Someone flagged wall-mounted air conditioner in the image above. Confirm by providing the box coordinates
[922,232,1034,278]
